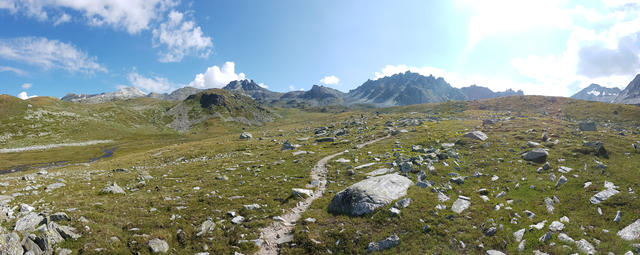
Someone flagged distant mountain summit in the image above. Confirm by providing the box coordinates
[147,87,204,101]
[460,85,523,100]
[571,84,621,103]
[346,71,466,107]
[614,74,640,104]
[222,80,282,102]
[62,87,146,103]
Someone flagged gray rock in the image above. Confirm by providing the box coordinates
[328,174,413,216]
[56,248,72,255]
[577,239,596,254]
[579,121,597,131]
[558,233,575,243]
[486,250,506,255]
[55,224,81,240]
[196,219,215,237]
[49,212,71,222]
[556,175,568,187]
[243,204,261,210]
[590,187,620,204]
[527,141,540,147]
[615,210,622,223]
[0,232,23,255]
[514,228,526,242]
[544,197,554,214]
[464,131,488,141]
[22,234,43,255]
[45,183,65,192]
[549,221,565,232]
[451,196,471,214]
[231,216,245,224]
[539,232,551,242]
[484,227,497,236]
[518,240,526,251]
[100,182,125,195]
[394,198,411,208]
[148,238,169,253]
[292,188,313,198]
[450,177,465,185]
[522,148,548,163]
[14,213,44,232]
[618,219,640,241]
[239,132,252,139]
[281,140,298,151]
[367,234,399,252]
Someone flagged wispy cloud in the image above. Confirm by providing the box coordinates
[0,65,26,75]
[21,83,32,89]
[0,37,107,74]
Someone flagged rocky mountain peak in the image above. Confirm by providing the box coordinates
[614,74,640,104]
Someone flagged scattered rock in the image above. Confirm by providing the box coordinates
[328,174,413,216]
[45,183,65,192]
[556,175,568,187]
[0,232,23,255]
[464,131,488,141]
[231,216,245,224]
[486,250,506,255]
[522,148,548,163]
[514,228,526,242]
[196,219,215,237]
[451,196,471,214]
[239,132,252,139]
[618,219,640,241]
[558,233,575,243]
[292,188,313,198]
[576,239,596,254]
[590,184,620,204]
[14,213,44,232]
[367,234,399,252]
[549,221,565,232]
[100,182,125,195]
[148,238,169,253]
[394,198,411,209]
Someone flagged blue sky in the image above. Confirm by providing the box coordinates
[1,0,640,99]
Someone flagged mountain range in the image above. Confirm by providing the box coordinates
[570,84,621,103]
[58,72,525,107]
[613,74,640,104]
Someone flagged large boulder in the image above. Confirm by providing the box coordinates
[328,174,413,216]
[464,131,488,141]
[148,238,169,253]
[618,219,640,241]
[522,148,548,163]
[0,232,23,255]
[14,212,43,232]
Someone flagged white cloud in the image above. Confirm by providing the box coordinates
[53,13,71,26]
[128,72,175,93]
[460,0,573,53]
[319,75,340,85]
[0,65,26,75]
[510,1,640,94]
[0,37,106,74]
[188,61,246,89]
[21,83,32,89]
[17,91,36,100]
[258,83,268,89]
[2,0,176,34]
[288,85,304,91]
[152,10,212,62]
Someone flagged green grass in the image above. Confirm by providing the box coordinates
[1,95,640,254]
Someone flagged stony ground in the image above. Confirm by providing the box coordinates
[1,96,640,255]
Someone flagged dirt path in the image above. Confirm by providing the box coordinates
[255,135,391,255]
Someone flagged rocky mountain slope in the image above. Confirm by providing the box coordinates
[571,84,621,103]
[280,85,346,107]
[61,87,146,103]
[166,88,275,131]
[346,71,467,107]
[614,74,640,104]
[460,85,524,100]
[147,86,204,101]
[222,79,282,103]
